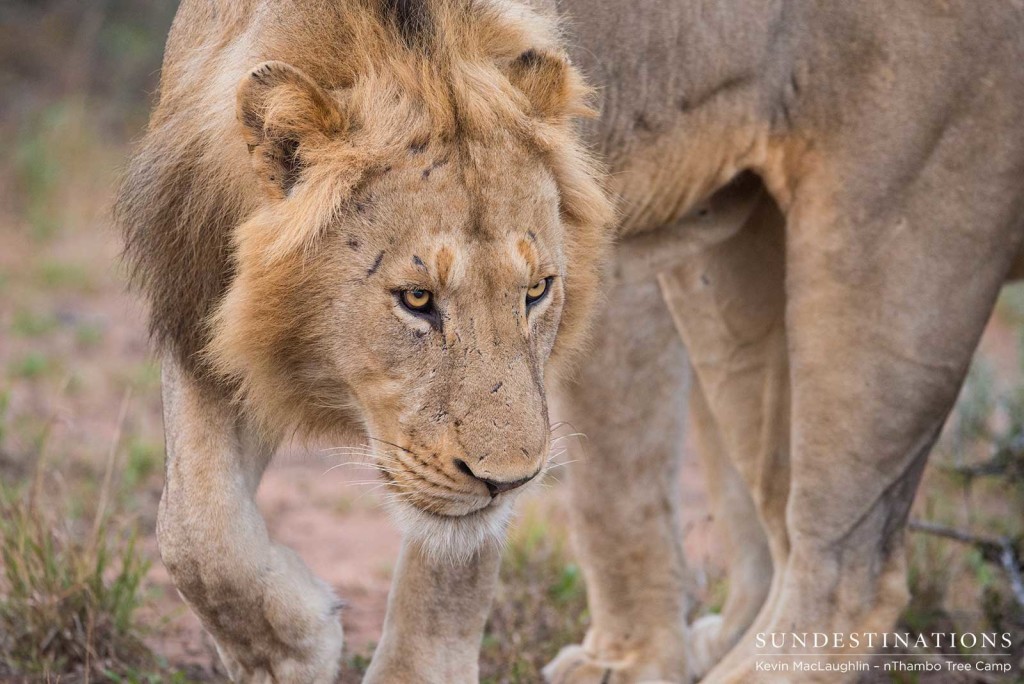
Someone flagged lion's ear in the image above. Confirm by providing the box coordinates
[506,49,593,120]
[237,61,346,198]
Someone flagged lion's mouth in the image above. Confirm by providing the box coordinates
[378,468,495,518]
[370,437,548,521]
[418,495,503,519]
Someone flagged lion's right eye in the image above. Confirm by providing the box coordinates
[399,289,434,314]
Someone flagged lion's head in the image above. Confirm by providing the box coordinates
[203,4,613,559]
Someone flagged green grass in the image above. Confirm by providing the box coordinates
[12,106,65,241]
[0,389,9,449]
[35,259,95,291]
[127,361,162,392]
[76,321,106,348]
[122,439,161,490]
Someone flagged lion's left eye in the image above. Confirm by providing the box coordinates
[526,277,552,307]
[400,289,434,314]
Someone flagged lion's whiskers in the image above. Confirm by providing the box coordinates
[367,436,414,454]
[550,432,587,445]
[545,458,579,472]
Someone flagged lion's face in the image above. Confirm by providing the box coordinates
[329,140,563,536]
[209,55,612,557]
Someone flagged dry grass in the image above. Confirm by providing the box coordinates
[0,408,162,682]
[0,483,151,680]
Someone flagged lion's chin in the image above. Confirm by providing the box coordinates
[384,497,514,564]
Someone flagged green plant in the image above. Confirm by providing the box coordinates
[11,309,59,337]
[76,322,105,348]
[35,260,94,291]
[9,351,51,379]
[0,389,9,450]
[120,439,161,491]
[901,296,1024,668]
[338,643,376,680]
[12,104,67,241]
[0,446,155,678]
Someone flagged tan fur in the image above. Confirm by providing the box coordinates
[117,1,613,681]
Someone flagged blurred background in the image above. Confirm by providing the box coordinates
[0,2,1021,682]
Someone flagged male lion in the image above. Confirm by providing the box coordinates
[116,0,611,680]
[118,0,1024,683]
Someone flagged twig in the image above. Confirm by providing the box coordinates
[908,518,1024,609]
[941,449,1020,479]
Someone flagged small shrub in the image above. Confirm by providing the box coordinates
[903,293,1024,667]
[338,644,375,681]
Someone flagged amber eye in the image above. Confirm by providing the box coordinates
[400,289,433,313]
[526,277,552,307]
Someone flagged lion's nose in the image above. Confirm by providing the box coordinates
[453,459,536,497]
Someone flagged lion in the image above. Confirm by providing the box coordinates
[117,0,1024,682]
[116,0,611,681]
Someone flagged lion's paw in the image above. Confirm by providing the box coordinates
[207,546,344,683]
[543,644,682,684]
[215,613,342,684]
[687,614,727,678]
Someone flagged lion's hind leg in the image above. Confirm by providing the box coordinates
[157,357,343,683]
[658,196,790,679]
[704,131,1024,682]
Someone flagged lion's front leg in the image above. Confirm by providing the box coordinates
[363,538,500,683]
[544,260,693,684]
[157,357,343,683]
